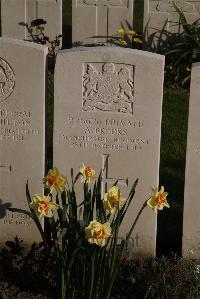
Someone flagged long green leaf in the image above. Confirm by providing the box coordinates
[182,74,191,87]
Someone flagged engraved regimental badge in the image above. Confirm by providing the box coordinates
[0,58,15,102]
[82,62,134,114]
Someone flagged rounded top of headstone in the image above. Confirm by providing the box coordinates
[57,47,165,62]
[0,37,48,54]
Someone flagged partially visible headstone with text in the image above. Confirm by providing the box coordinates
[54,47,165,256]
[0,38,48,245]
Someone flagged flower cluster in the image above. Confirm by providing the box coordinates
[30,167,67,220]
[30,165,96,220]
[117,27,143,47]
[29,165,170,248]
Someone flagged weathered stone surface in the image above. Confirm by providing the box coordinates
[0,38,48,245]
[1,0,62,44]
[183,62,200,258]
[72,0,134,45]
[144,0,200,48]
[54,47,165,256]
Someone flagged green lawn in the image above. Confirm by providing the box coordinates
[158,89,189,256]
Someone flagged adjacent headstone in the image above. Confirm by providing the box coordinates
[183,62,200,258]
[1,0,62,45]
[72,0,134,45]
[54,47,165,256]
[144,0,200,47]
[0,38,48,245]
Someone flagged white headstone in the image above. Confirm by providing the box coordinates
[72,0,134,45]
[54,47,165,256]
[183,62,200,258]
[0,38,48,245]
[144,0,200,47]
[1,0,62,44]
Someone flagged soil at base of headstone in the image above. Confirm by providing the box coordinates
[0,281,51,299]
[164,82,190,95]
[0,281,124,299]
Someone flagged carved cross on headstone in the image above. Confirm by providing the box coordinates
[100,153,128,195]
[149,0,198,31]
[81,0,128,41]
[0,165,12,173]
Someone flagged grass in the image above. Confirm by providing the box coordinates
[113,256,200,298]
[158,88,189,256]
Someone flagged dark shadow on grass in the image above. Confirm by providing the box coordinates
[157,158,186,257]
[156,89,189,257]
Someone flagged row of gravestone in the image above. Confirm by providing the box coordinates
[0,37,199,258]
[1,0,200,47]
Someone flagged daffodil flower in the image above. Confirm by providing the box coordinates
[85,220,112,247]
[133,37,142,44]
[30,195,58,218]
[43,167,67,193]
[147,186,170,213]
[118,38,128,46]
[117,28,126,35]
[103,186,125,214]
[128,29,137,36]
[79,164,95,183]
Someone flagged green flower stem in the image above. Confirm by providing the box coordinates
[85,249,95,299]
[61,267,66,299]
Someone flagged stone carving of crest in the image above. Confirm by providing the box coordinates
[0,58,15,102]
[82,62,134,114]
